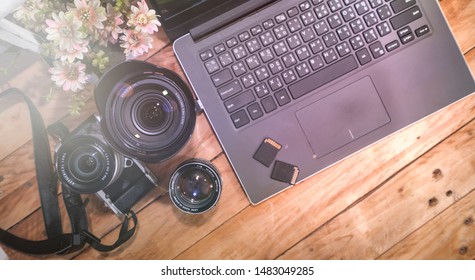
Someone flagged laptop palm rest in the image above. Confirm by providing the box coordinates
[296,76,390,158]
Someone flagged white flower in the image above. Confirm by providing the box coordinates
[13,0,44,22]
[49,61,88,92]
[69,0,107,31]
[120,30,153,58]
[45,11,85,53]
[128,0,161,34]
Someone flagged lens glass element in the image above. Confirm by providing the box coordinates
[70,147,105,183]
[132,96,173,136]
[169,159,221,214]
[177,168,214,203]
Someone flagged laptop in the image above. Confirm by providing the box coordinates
[152,0,475,204]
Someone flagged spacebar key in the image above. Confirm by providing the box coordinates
[289,55,358,100]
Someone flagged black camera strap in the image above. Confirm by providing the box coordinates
[0,88,137,255]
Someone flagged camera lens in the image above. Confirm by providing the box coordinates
[132,96,172,136]
[70,149,103,183]
[77,155,98,174]
[55,136,120,194]
[169,159,221,214]
[95,61,196,163]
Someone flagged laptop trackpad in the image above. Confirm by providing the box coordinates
[296,76,390,158]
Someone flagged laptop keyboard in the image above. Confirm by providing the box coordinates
[199,0,430,129]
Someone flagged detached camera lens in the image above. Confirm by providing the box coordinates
[95,61,196,163]
[169,159,221,214]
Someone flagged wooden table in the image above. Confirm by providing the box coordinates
[0,0,474,260]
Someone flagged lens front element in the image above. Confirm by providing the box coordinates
[169,159,221,214]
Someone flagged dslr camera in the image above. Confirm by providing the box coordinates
[53,114,159,217]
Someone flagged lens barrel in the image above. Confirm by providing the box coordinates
[94,61,196,163]
[169,159,221,214]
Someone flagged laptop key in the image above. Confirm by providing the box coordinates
[232,61,246,76]
[218,52,233,67]
[356,48,372,65]
[282,69,298,84]
[288,6,300,18]
[385,40,400,52]
[400,33,415,44]
[230,110,250,128]
[369,41,385,58]
[211,69,233,87]
[218,80,242,100]
[355,0,370,15]
[377,4,392,20]
[261,96,277,113]
[247,103,264,120]
[390,6,422,30]
[239,31,250,42]
[255,83,270,98]
[296,62,311,77]
[309,55,324,70]
[289,55,358,99]
[323,48,338,64]
[225,90,255,113]
[269,76,284,91]
[390,0,416,14]
[241,73,257,88]
[415,25,430,37]
[200,50,213,61]
[263,19,275,29]
[226,37,238,48]
[275,89,292,106]
[204,59,220,74]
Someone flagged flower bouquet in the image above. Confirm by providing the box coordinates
[13,0,161,115]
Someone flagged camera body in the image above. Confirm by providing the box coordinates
[54,115,159,217]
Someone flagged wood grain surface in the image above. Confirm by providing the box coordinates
[0,0,474,260]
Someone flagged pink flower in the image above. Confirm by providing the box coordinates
[45,11,85,53]
[104,3,124,44]
[127,0,161,34]
[49,61,88,92]
[69,0,107,31]
[120,30,153,58]
[55,41,88,63]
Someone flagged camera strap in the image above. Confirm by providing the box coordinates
[0,88,137,255]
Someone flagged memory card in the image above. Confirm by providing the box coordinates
[271,160,299,185]
[253,138,282,167]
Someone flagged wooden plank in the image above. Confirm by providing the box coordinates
[380,190,475,260]
[278,118,475,259]
[440,0,475,53]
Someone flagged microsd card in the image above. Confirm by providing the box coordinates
[271,160,299,185]
[253,138,282,167]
